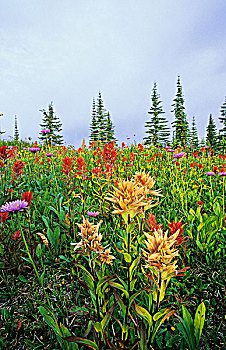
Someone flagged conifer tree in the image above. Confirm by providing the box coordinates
[39,103,64,146]
[96,92,107,145]
[105,112,117,144]
[143,82,170,146]
[89,98,99,144]
[190,116,199,147]
[206,114,218,149]
[14,115,19,141]
[218,97,226,153]
[171,76,190,146]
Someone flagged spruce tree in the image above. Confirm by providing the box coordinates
[206,114,218,149]
[171,76,190,146]
[190,116,199,147]
[105,112,117,144]
[14,115,19,141]
[96,92,108,145]
[218,97,226,153]
[143,82,170,146]
[89,98,99,144]
[39,103,64,146]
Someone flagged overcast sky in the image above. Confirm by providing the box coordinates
[0,0,225,146]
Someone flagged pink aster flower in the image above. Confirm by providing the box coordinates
[29,148,40,152]
[87,211,100,217]
[218,172,226,176]
[0,200,28,213]
[45,153,54,157]
[173,152,186,158]
[205,172,215,176]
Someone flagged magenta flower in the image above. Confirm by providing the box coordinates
[0,200,28,213]
[218,172,226,176]
[173,152,186,158]
[87,211,100,217]
[45,153,54,157]
[29,148,40,152]
[41,129,50,133]
[205,172,215,176]
[167,149,176,152]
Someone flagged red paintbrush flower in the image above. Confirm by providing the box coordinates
[0,212,10,223]
[60,157,74,175]
[0,146,14,162]
[146,212,163,232]
[168,220,186,245]
[12,161,26,178]
[21,191,33,206]
[12,230,21,240]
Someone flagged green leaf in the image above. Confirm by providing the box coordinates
[153,308,171,321]
[59,255,71,262]
[40,269,45,286]
[96,275,115,294]
[135,304,152,327]
[101,303,116,332]
[94,322,102,333]
[114,290,126,317]
[63,336,99,350]
[129,287,147,309]
[18,275,28,283]
[129,257,140,279]
[194,302,206,347]
[108,281,129,298]
[181,306,195,349]
[123,253,131,263]
[196,240,204,252]
[36,243,42,258]
[74,263,94,281]
[39,306,61,336]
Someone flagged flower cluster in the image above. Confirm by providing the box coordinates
[0,200,28,213]
[106,171,162,220]
[72,216,115,265]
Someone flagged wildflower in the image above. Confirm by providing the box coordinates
[105,178,147,218]
[41,129,50,133]
[87,211,100,217]
[219,172,226,176]
[205,172,215,176]
[144,228,180,267]
[168,220,186,245]
[0,212,10,223]
[0,145,14,162]
[60,157,74,175]
[146,212,163,231]
[98,247,115,265]
[29,148,40,152]
[134,171,163,197]
[12,230,21,240]
[0,200,28,213]
[197,200,204,206]
[72,217,103,253]
[172,152,186,158]
[21,191,33,206]
[45,153,54,157]
[12,161,26,178]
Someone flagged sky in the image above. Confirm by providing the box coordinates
[0,0,225,147]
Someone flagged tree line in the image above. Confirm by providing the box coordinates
[2,76,225,152]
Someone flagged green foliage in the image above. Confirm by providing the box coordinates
[14,115,20,141]
[171,76,190,146]
[144,81,170,146]
[206,114,218,150]
[39,102,64,146]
